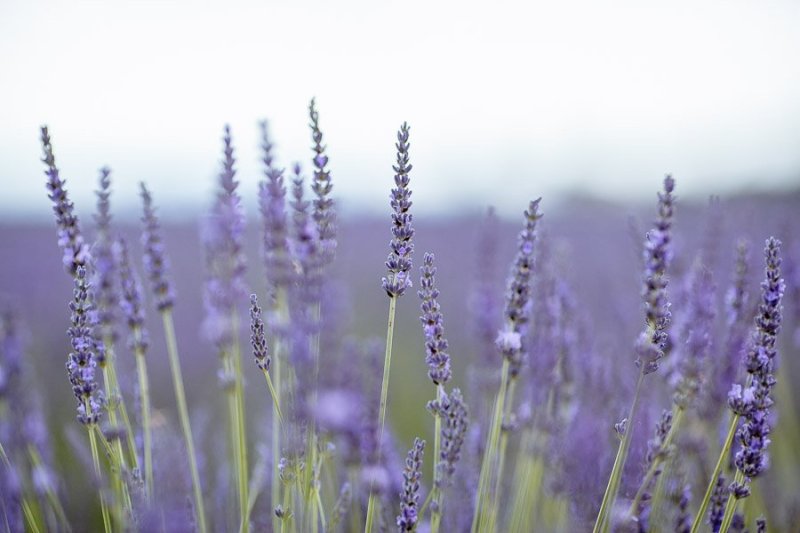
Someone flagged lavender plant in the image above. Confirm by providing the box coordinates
[18,108,800,533]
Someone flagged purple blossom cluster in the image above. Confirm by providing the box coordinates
[382,123,414,298]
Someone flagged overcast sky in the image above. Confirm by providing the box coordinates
[1,0,799,220]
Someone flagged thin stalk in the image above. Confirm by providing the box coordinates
[471,358,511,533]
[430,384,444,533]
[593,370,646,533]
[365,295,397,533]
[21,499,41,533]
[230,309,249,533]
[87,426,111,533]
[272,333,284,533]
[103,338,138,470]
[490,376,518,526]
[690,412,741,533]
[262,369,283,423]
[161,311,207,533]
[133,329,154,500]
[719,470,745,533]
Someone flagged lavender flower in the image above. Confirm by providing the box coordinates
[202,125,247,347]
[498,198,543,376]
[258,121,293,294]
[309,98,337,263]
[249,294,270,372]
[140,183,175,312]
[756,517,766,533]
[41,126,91,275]
[429,388,469,488]
[635,175,675,375]
[116,237,148,354]
[382,123,414,297]
[92,167,118,341]
[396,438,425,532]
[674,260,715,408]
[67,267,103,425]
[675,484,691,533]
[727,237,784,496]
[419,252,451,385]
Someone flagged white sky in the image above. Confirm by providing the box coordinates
[1,0,799,220]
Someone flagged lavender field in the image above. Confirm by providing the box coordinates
[1,108,799,533]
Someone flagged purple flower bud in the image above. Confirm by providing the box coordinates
[249,294,270,372]
[140,183,175,311]
[418,253,451,385]
[396,437,425,531]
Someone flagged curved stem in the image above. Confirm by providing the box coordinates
[162,311,207,533]
[690,412,740,533]
[365,296,397,533]
[593,370,645,533]
[134,338,153,500]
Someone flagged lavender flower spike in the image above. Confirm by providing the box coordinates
[67,267,104,425]
[635,175,675,375]
[116,237,148,354]
[140,183,175,311]
[249,294,270,372]
[497,198,543,376]
[258,121,293,293]
[419,252,451,385]
[382,122,414,297]
[41,126,90,275]
[431,388,469,488]
[397,438,425,532]
[93,167,118,341]
[727,237,784,497]
[309,98,337,262]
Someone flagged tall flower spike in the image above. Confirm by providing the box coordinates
[249,294,270,372]
[635,175,675,375]
[727,237,784,497]
[497,198,543,377]
[93,167,118,341]
[258,121,293,293]
[41,126,90,275]
[419,252,451,385]
[67,267,104,425]
[140,183,175,311]
[431,388,469,488]
[116,237,148,354]
[309,98,337,263]
[202,125,247,347]
[396,438,425,532]
[382,122,414,297]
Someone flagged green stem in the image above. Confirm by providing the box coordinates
[262,369,283,424]
[103,338,138,470]
[162,311,207,533]
[272,333,283,533]
[719,471,745,533]
[471,358,511,533]
[365,295,397,533]
[593,369,645,533]
[490,377,518,527]
[27,446,70,531]
[134,335,154,500]
[230,310,249,533]
[690,412,740,533]
[87,426,111,533]
[430,384,443,533]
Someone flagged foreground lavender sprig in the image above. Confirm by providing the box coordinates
[419,253,451,385]
[498,198,543,377]
[396,438,425,532]
[473,198,543,533]
[367,123,415,533]
[41,126,90,274]
[382,122,414,298]
[595,176,675,533]
[250,294,283,424]
[719,237,784,532]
